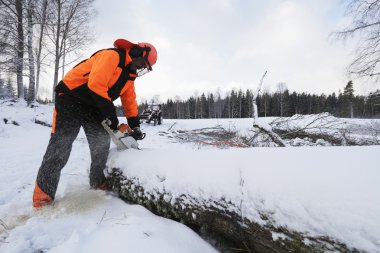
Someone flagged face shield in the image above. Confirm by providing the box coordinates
[137,65,152,77]
[135,47,153,77]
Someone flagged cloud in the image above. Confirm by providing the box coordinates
[229,0,356,94]
[42,0,367,102]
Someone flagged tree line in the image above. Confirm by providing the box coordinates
[0,0,95,103]
[138,81,380,119]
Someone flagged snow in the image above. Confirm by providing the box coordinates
[1,100,380,253]
[0,100,217,253]
[108,146,380,252]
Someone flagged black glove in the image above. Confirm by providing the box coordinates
[130,127,145,140]
[127,117,140,129]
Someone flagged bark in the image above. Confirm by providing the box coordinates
[35,0,48,99]
[270,114,380,146]
[26,0,35,103]
[52,0,62,103]
[252,71,267,124]
[48,0,96,102]
[15,0,24,99]
[253,123,286,147]
[107,169,360,253]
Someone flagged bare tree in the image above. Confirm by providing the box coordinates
[0,0,25,99]
[174,95,181,118]
[150,94,161,105]
[0,3,13,69]
[26,0,36,103]
[276,82,288,117]
[261,87,270,117]
[333,0,380,81]
[214,88,222,118]
[45,0,96,102]
[193,90,199,119]
[35,0,48,100]
[252,71,267,123]
[15,0,24,99]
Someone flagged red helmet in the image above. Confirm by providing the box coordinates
[137,42,157,67]
[113,38,136,50]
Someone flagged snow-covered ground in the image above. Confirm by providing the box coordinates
[0,101,217,253]
[1,100,380,253]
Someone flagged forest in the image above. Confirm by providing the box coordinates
[137,81,380,120]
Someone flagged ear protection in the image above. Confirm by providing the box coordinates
[129,46,144,59]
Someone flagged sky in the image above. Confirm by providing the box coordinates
[40,0,378,102]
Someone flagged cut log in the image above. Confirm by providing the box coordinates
[107,168,358,253]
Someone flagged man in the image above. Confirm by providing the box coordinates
[33,39,157,208]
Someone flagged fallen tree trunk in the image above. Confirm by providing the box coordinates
[107,168,358,253]
[270,113,380,146]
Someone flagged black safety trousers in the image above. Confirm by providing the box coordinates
[36,93,110,199]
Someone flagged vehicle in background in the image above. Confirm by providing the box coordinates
[140,104,163,126]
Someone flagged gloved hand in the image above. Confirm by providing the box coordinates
[118,123,132,134]
[113,123,132,139]
[130,127,145,140]
[106,116,119,131]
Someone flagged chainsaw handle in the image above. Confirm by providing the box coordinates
[138,132,146,140]
[129,129,146,140]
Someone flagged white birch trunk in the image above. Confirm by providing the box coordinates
[35,0,48,100]
[252,71,267,124]
[27,0,36,103]
[52,0,62,103]
[15,0,24,99]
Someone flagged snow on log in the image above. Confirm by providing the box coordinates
[107,169,278,253]
[105,148,379,253]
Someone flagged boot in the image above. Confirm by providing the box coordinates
[95,180,111,191]
[33,182,53,208]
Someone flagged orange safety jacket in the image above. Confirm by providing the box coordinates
[55,48,139,127]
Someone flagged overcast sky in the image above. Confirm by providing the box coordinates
[42,0,378,102]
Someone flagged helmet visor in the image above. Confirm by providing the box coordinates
[135,46,153,76]
[137,67,152,77]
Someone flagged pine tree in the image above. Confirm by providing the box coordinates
[208,93,215,118]
[200,93,208,118]
[342,80,355,118]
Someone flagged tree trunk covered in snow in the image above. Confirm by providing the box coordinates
[107,168,357,253]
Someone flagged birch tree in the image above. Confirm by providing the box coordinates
[0,0,25,99]
[45,0,95,101]
[252,71,267,122]
[34,0,48,100]
[214,88,222,118]
[333,0,380,81]
[276,82,288,117]
[26,0,36,102]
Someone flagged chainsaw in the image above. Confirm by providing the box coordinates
[101,120,145,151]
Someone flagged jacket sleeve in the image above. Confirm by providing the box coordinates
[120,80,140,128]
[87,50,120,129]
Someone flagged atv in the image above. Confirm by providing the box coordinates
[140,104,163,126]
